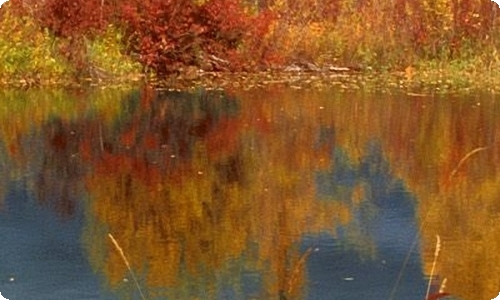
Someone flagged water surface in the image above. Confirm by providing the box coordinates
[0,87,498,300]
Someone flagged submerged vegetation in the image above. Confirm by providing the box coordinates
[0,0,500,89]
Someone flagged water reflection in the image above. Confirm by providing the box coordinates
[0,87,497,299]
[82,89,351,299]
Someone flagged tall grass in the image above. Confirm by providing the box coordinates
[262,0,500,70]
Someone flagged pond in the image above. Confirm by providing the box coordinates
[0,86,497,300]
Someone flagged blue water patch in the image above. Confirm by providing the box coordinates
[309,140,428,299]
[0,183,115,300]
[303,233,427,300]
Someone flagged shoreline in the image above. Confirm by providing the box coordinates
[1,65,498,95]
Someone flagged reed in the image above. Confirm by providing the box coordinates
[448,147,488,181]
[425,235,441,300]
[284,247,313,298]
[108,233,147,300]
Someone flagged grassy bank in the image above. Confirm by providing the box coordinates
[1,0,500,91]
[0,1,142,87]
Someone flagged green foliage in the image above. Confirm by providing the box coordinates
[0,6,70,82]
[0,1,139,84]
[86,25,142,77]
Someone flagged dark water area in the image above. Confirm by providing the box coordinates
[0,87,498,300]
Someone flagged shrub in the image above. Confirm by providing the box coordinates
[32,0,116,76]
[0,1,70,82]
[118,0,273,75]
[119,0,202,75]
[35,0,113,38]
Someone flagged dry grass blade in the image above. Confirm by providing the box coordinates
[425,235,441,300]
[108,233,147,300]
[284,247,313,298]
[388,231,420,300]
[448,147,488,181]
[439,278,447,293]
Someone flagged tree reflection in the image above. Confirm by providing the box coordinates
[35,117,85,218]
[81,89,354,299]
[3,87,499,299]
[310,91,500,300]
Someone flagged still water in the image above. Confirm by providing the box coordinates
[0,87,497,300]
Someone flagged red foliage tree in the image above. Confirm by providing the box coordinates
[10,0,276,75]
[118,0,273,74]
[119,0,203,74]
[36,0,114,38]
[33,0,115,74]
